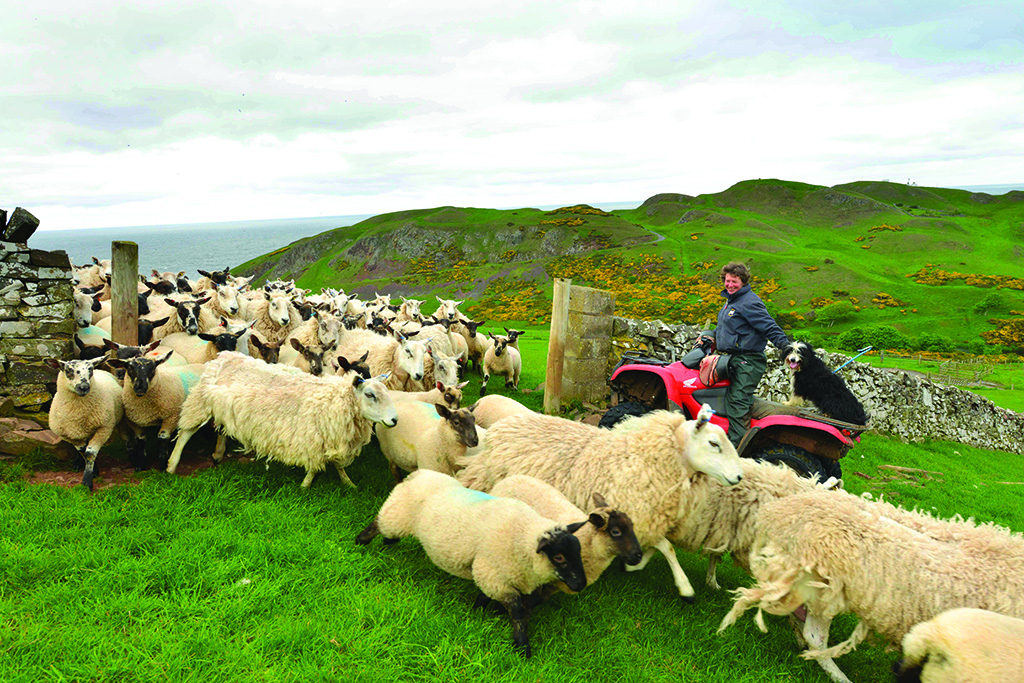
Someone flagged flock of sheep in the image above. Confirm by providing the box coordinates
[44,258,1024,682]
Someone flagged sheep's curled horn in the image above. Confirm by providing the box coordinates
[695,403,715,430]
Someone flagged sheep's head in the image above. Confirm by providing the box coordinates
[353,375,398,427]
[430,349,460,387]
[677,404,743,486]
[436,404,478,448]
[317,315,344,348]
[334,350,371,379]
[489,334,509,358]
[265,293,292,327]
[250,336,282,364]
[109,351,173,397]
[213,283,240,316]
[48,356,107,396]
[72,290,94,328]
[587,493,643,566]
[199,320,250,353]
[397,336,428,382]
[290,338,335,376]
[537,526,587,593]
[434,296,463,322]
[164,297,210,335]
[435,381,467,409]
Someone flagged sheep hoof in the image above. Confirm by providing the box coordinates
[355,521,380,545]
[681,594,697,605]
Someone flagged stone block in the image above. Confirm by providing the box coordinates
[0,422,76,458]
[0,261,70,280]
[565,337,612,360]
[18,300,73,318]
[0,305,16,320]
[569,285,615,316]
[8,360,58,385]
[29,249,71,268]
[0,320,33,336]
[3,207,40,243]
[564,357,610,382]
[8,385,52,409]
[0,337,71,358]
[35,318,77,336]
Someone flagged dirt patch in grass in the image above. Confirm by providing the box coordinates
[24,453,250,490]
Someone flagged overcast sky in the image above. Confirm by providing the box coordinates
[5,1,1023,231]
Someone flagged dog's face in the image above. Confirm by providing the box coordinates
[785,341,811,372]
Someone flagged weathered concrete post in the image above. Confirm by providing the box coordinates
[562,285,616,404]
[111,241,138,346]
[544,278,571,415]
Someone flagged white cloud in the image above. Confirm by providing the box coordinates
[3,0,1023,230]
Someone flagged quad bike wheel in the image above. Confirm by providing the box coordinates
[598,401,653,429]
[753,443,842,482]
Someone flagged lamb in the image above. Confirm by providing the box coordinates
[490,474,643,592]
[470,394,534,429]
[279,313,345,366]
[106,350,206,470]
[155,321,251,365]
[166,351,398,488]
[285,338,336,376]
[375,402,478,480]
[332,328,428,391]
[893,608,1024,683]
[457,405,744,602]
[454,318,488,373]
[355,469,588,658]
[718,489,1024,683]
[44,356,128,490]
[480,332,521,395]
[390,380,468,410]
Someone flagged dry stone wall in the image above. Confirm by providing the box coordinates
[1,208,76,456]
[611,317,1024,455]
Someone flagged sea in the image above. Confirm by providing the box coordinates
[30,215,374,279]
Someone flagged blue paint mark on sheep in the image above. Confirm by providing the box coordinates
[177,370,202,398]
[453,487,496,504]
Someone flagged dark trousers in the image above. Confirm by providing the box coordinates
[725,351,767,448]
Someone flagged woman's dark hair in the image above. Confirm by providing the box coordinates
[720,261,751,284]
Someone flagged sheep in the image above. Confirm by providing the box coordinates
[375,402,478,480]
[433,296,464,322]
[74,325,111,360]
[44,356,129,490]
[155,321,252,365]
[149,296,216,340]
[390,380,468,410]
[433,317,469,363]
[200,282,241,319]
[454,318,488,373]
[718,489,1024,683]
[332,328,428,391]
[106,350,205,470]
[421,346,460,390]
[166,351,398,488]
[285,338,336,376]
[503,327,525,350]
[396,296,425,323]
[94,314,170,346]
[243,290,299,349]
[624,459,824,592]
[457,405,744,602]
[194,267,231,291]
[470,394,534,429]
[490,475,643,593]
[893,608,1024,683]
[279,313,345,366]
[355,469,588,658]
[249,336,282,364]
[73,289,100,328]
[480,332,521,395]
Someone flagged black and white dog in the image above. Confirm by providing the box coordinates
[784,342,869,425]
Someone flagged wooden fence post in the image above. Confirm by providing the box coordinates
[111,241,139,347]
[544,278,571,415]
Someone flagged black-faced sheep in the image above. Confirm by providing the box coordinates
[355,469,588,658]
[374,402,478,480]
[457,405,744,602]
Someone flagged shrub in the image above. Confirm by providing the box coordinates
[918,332,956,353]
[815,301,856,328]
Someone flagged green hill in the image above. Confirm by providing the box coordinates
[234,180,1024,352]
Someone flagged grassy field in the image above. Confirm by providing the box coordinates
[3,324,1024,682]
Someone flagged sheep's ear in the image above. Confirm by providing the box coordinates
[695,403,715,430]
[436,381,444,391]
[290,338,304,352]
[588,512,607,529]
[198,332,217,343]
[92,256,101,266]
[565,520,588,535]
[91,297,102,312]
[196,296,211,305]
[86,355,107,367]
[164,297,178,307]
[592,492,609,508]
[456,380,469,389]
[144,340,162,354]
[434,403,451,419]
[44,357,62,370]
[351,374,365,388]
[151,316,170,329]
[102,338,121,351]
[105,358,126,370]
[264,290,271,300]
[358,350,369,363]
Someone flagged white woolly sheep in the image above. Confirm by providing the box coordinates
[243,290,299,348]
[390,380,468,410]
[45,356,128,490]
[453,318,488,373]
[107,350,206,470]
[396,296,425,323]
[201,282,241,319]
[480,333,521,395]
[167,351,398,488]
[421,346,460,390]
[490,474,643,593]
[718,489,1024,683]
[280,313,345,366]
[154,322,251,365]
[150,296,216,340]
[470,394,534,429]
[332,328,428,391]
[893,607,1024,683]
[73,289,100,328]
[375,401,478,479]
[355,469,588,658]
[433,296,464,322]
[457,405,744,602]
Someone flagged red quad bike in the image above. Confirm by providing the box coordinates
[602,348,867,481]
